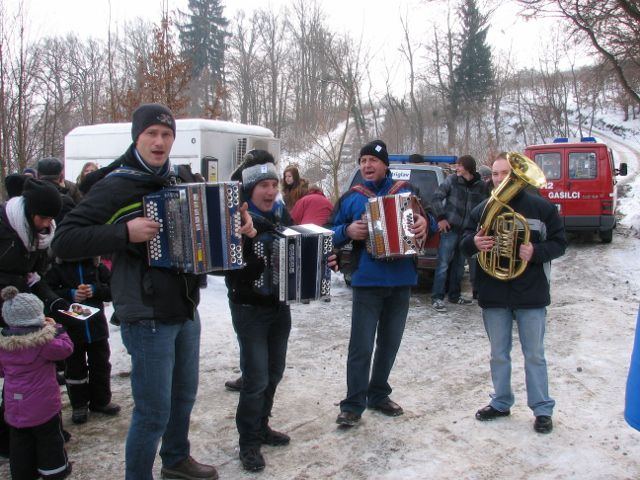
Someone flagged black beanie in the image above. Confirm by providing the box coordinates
[359,140,389,166]
[22,178,62,218]
[131,103,176,143]
[230,150,278,200]
[5,173,27,198]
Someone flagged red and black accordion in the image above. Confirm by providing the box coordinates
[143,182,244,273]
[253,224,333,304]
[364,192,424,259]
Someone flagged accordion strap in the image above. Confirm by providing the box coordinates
[350,180,409,198]
[388,180,409,194]
[107,167,153,180]
[350,185,376,198]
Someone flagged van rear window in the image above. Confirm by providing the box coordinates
[534,153,561,180]
[569,152,597,179]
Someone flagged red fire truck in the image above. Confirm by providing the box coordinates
[524,137,628,243]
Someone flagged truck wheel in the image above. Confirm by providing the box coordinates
[599,229,613,243]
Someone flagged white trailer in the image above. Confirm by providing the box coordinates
[64,118,280,183]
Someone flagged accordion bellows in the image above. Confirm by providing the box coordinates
[144,182,244,273]
[253,224,333,304]
[365,192,424,259]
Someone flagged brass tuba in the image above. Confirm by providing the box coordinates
[477,152,546,281]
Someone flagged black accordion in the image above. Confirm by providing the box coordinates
[253,224,333,304]
[143,182,244,273]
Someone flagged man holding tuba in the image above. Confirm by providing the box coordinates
[460,152,567,434]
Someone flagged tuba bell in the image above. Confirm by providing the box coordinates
[477,152,546,281]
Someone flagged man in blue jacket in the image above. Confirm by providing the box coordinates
[328,139,431,427]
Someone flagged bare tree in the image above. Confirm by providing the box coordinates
[399,15,425,153]
[226,10,260,123]
[517,0,640,105]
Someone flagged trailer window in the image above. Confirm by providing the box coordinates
[534,153,561,180]
[569,152,597,179]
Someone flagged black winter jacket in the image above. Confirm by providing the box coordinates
[45,258,112,343]
[224,203,293,307]
[460,190,567,308]
[0,206,61,326]
[51,145,200,324]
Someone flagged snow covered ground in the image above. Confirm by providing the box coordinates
[2,126,640,479]
[29,229,639,480]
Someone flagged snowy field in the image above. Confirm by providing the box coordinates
[2,125,640,479]
[16,229,638,480]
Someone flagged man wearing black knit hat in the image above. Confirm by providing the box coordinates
[53,103,250,480]
[327,139,434,427]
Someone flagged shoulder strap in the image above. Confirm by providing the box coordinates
[350,185,376,198]
[107,167,153,181]
[388,180,409,195]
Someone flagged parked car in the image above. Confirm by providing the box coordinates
[524,137,627,243]
[337,159,448,285]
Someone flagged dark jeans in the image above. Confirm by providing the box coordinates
[431,231,465,301]
[120,315,201,480]
[340,286,411,414]
[230,302,291,448]
[64,338,112,409]
[10,413,69,480]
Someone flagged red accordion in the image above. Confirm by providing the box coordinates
[364,192,424,259]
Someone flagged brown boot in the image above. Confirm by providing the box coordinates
[160,456,218,479]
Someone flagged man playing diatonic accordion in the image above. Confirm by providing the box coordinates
[52,104,252,480]
[328,139,434,427]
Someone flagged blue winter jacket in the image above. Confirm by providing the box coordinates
[328,176,418,287]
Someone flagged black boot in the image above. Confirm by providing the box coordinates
[239,447,265,472]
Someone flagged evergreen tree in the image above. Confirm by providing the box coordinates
[178,0,228,79]
[453,0,494,107]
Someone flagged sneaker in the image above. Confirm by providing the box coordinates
[336,411,361,427]
[262,427,290,446]
[431,299,447,312]
[239,447,265,472]
[89,402,121,416]
[161,456,218,479]
[224,376,243,392]
[72,407,88,425]
[534,415,553,434]
[475,405,510,421]
[450,296,473,305]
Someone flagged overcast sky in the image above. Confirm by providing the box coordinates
[15,0,576,95]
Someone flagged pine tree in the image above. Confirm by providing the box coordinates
[178,0,229,116]
[453,0,494,107]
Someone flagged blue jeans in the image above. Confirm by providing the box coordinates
[482,307,555,416]
[431,231,465,301]
[340,286,410,414]
[230,302,291,448]
[120,314,201,480]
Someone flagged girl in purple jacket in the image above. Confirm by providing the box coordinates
[0,286,73,479]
